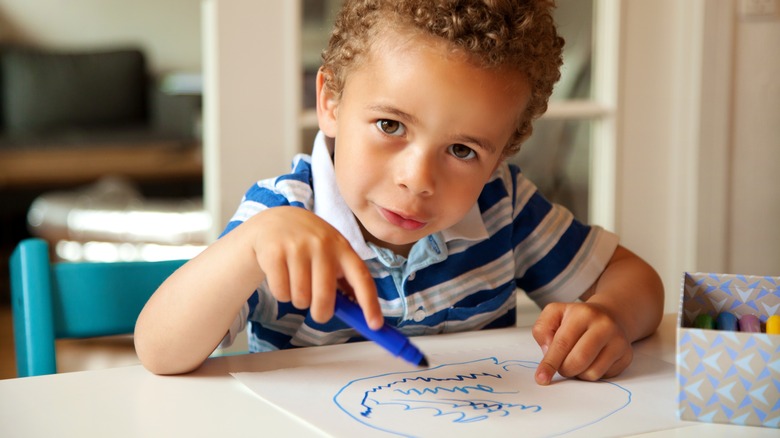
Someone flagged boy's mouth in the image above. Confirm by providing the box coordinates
[378,207,426,231]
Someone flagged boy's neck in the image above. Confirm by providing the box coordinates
[324,135,336,158]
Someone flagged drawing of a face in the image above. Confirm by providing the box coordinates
[334,357,631,437]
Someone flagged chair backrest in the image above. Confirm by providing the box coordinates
[9,238,186,377]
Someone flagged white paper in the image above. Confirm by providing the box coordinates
[232,333,686,437]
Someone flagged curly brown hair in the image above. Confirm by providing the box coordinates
[321,0,564,156]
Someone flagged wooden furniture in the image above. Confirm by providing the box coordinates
[0,141,202,190]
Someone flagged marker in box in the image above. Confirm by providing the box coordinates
[716,312,738,331]
[693,314,715,329]
[738,314,760,333]
[767,315,780,335]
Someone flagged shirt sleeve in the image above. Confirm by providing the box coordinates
[217,302,249,348]
[214,154,315,347]
[509,166,619,306]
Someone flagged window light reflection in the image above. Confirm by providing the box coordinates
[67,209,211,245]
[55,240,206,263]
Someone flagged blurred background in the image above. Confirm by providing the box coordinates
[0,0,778,378]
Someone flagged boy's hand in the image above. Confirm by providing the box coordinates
[248,206,383,329]
[531,302,633,385]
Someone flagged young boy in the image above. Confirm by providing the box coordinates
[135,0,664,385]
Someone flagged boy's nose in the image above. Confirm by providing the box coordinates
[395,151,436,196]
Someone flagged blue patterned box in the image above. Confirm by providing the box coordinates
[676,272,780,428]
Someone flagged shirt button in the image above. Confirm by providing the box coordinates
[408,272,416,281]
[413,308,426,322]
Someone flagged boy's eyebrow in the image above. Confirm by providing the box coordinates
[453,133,497,154]
[368,104,420,125]
[367,104,497,154]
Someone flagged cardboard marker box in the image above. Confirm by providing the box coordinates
[676,272,780,428]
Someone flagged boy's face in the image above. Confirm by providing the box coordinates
[317,30,530,256]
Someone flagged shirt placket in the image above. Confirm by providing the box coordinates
[369,234,447,325]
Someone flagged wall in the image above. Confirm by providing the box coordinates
[729,13,780,276]
[201,0,301,238]
[617,1,690,310]
[618,0,780,312]
[0,0,201,75]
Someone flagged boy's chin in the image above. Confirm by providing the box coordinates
[359,220,432,253]
[363,232,420,254]
[369,235,415,246]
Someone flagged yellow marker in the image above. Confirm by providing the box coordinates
[767,315,780,335]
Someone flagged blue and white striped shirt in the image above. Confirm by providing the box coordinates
[222,132,618,352]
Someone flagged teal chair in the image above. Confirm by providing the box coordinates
[9,238,186,377]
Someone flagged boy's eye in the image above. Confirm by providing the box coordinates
[376,119,405,136]
[449,144,476,160]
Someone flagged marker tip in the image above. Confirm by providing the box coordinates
[418,356,429,368]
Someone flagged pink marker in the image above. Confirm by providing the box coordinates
[738,314,760,333]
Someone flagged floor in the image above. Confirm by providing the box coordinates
[0,304,139,379]
[0,305,14,378]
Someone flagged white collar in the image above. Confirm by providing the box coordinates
[310,131,489,261]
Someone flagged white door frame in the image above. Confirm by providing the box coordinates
[202,0,302,238]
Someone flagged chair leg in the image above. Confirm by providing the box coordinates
[10,238,58,377]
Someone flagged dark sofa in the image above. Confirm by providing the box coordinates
[0,45,198,150]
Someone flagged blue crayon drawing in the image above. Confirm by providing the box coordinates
[333,356,632,437]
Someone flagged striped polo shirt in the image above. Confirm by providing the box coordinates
[221,132,618,352]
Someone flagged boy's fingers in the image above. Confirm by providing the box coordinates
[287,254,312,310]
[531,303,563,357]
[602,348,633,379]
[535,335,568,385]
[532,304,574,385]
[536,320,596,384]
[340,254,381,329]
[309,260,337,323]
[579,336,633,381]
[261,254,291,303]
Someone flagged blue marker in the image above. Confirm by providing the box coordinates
[716,312,738,331]
[333,292,429,367]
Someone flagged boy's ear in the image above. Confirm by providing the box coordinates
[316,68,339,137]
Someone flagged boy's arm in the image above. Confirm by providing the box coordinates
[531,245,664,385]
[134,215,265,375]
[578,245,665,341]
[134,207,380,375]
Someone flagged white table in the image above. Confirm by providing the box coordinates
[0,314,775,437]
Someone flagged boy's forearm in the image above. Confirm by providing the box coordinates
[134,219,265,375]
[581,246,665,343]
